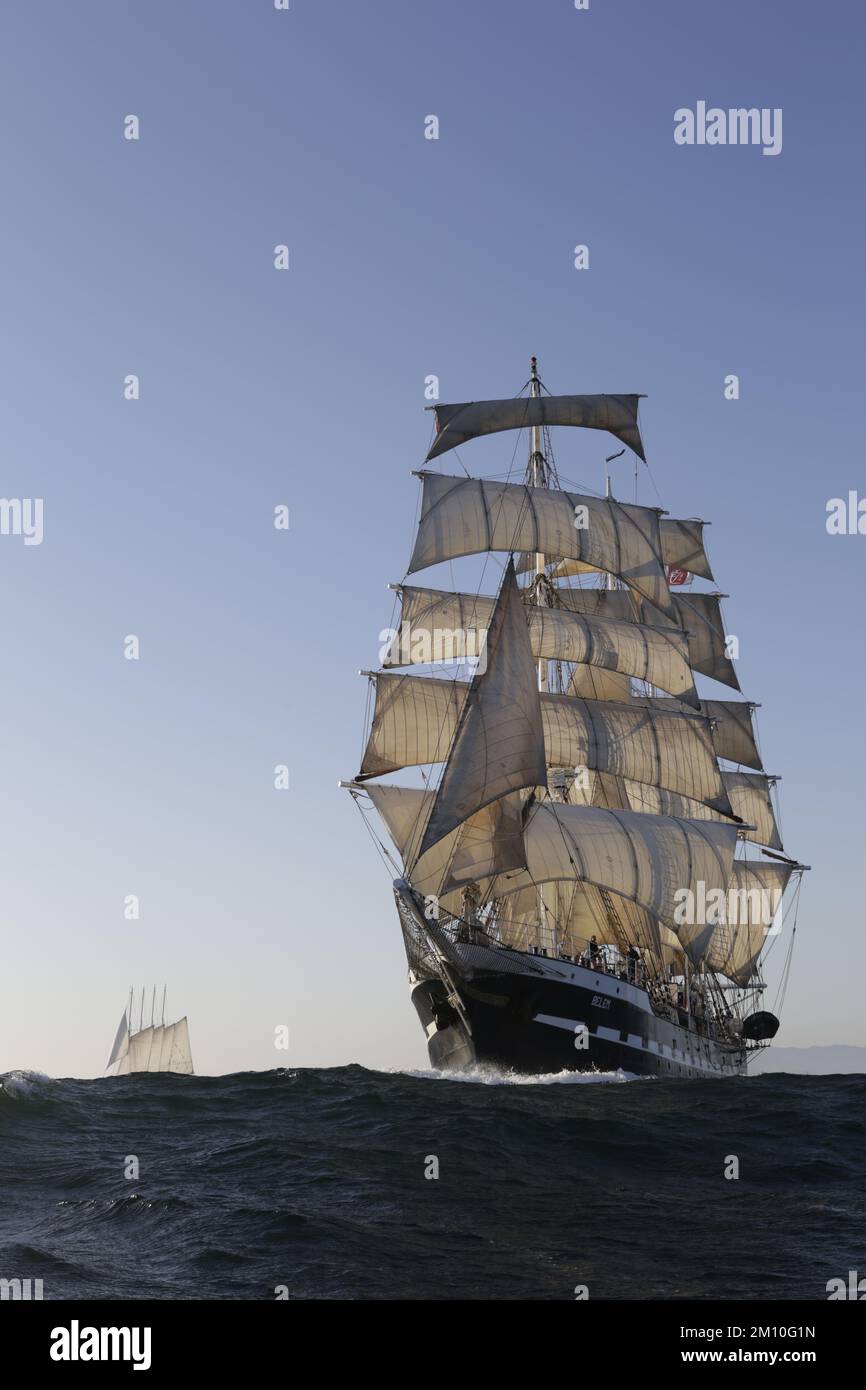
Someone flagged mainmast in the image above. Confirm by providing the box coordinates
[528,358,557,953]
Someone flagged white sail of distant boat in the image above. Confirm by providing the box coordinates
[107,987,194,1075]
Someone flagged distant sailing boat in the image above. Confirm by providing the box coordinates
[345,358,808,1078]
[107,987,194,1075]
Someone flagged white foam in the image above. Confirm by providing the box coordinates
[395,1064,645,1086]
[0,1069,51,1098]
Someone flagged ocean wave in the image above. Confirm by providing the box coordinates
[0,1069,52,1099]
[0,1066,862,1298]
[397,1064,643,1086]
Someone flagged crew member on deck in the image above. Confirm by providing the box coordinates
[459,882,487,945]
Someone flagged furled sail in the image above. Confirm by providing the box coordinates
[407,474,677,621]
[415,562,546,860]
[387,584,698,702]
[359,672,733,815]
[426,394,646,462]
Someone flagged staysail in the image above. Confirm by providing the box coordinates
[106,1010,129,1069]
[415,561,546,860]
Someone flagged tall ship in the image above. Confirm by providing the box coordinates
[107,989,194,1076]
[345,361,808,1078]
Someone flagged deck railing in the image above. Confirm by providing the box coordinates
[427,910,742,1042]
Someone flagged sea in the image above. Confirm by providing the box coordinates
[2,1065,864,1301]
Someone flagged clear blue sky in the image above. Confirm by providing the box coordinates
[1,1,863,1076]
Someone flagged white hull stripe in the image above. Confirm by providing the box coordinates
[531,1011,737,1076]
[534,1013,587,1033]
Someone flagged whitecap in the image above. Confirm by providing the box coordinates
[392,1064,645,1086]
[0,1069,51,1098]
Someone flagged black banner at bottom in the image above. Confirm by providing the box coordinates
[4,1296,861,1374]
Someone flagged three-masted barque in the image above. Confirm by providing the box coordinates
[345,360,807,1078]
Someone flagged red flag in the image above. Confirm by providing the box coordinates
[666,566,689,587]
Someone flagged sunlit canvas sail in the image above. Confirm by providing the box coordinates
[358,672,733,815]
[415,561,546,861]
[387,584,699,702]
[525,584,740,690]
[407,473,677,621]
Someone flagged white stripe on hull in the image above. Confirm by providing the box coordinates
[530,1009,739,1076]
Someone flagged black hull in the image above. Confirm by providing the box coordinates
[410,948,746,1079]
